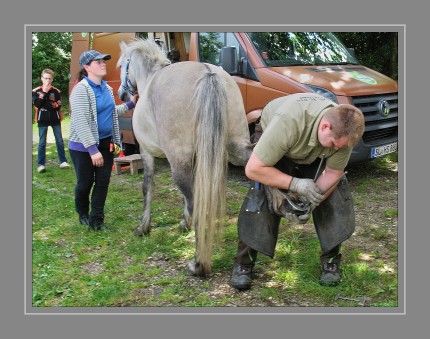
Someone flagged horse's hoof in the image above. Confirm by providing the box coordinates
[134,227,144,236]
[179,219,191,232]
[134,224,151,236]
[184,260,207,277]
[184,260,198,276]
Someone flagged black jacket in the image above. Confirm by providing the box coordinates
[32,85,62,126]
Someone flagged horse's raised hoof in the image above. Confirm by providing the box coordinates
[179,219,191,232]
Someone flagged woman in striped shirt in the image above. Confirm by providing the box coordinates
[69,50,138,231]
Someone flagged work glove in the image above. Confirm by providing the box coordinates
[289,178,324,206]
[264,185,316,223]
[264,186,288,215]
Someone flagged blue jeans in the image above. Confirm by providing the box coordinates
[37,124,68,166]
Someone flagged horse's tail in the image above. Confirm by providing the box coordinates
[192,64,228,276]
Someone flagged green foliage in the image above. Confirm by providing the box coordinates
[336,32,398,80]
[32,32,72,97]
[384,209,398,218]
[198,32,224,65]
[249,32,356,66]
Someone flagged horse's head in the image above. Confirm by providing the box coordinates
[117,40,138,102]
[117,38,171,102]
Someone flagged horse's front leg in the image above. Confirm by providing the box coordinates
[134,151,155,236]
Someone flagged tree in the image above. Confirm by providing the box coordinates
[336,32,398,80]
[198,32,224,65]
[32,32,72,99]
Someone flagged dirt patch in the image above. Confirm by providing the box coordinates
[81,262,104,275]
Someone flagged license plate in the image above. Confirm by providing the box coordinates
[371,142,397,158]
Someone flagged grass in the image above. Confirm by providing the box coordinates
[31,120,399,309]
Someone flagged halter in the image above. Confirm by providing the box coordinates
[121,58,136,96]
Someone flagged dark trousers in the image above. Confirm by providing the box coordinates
[69,137,113,225]
[235,156,343,266]
[235,239,341,266]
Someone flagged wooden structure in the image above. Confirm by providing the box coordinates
[113,154,143,175]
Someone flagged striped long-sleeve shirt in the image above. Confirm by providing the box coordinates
[68,78,133,155]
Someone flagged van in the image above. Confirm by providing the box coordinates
[189,32,398,164]
[70,31,398,163]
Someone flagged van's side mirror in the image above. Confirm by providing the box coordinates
[220,46,238,74]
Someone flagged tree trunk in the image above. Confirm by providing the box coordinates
[390,33,398,80]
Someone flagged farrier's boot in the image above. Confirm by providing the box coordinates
[320,261,341,286]
[230,263,253,290]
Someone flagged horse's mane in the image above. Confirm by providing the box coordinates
[123,38,171,73]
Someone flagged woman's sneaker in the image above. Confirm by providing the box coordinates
[88,220,110,231]
[59,162,71,169]
[37,165,46,173]
[79,216,89,225]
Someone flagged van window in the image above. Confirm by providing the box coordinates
[246,32,358,67]
[198,32,241,65]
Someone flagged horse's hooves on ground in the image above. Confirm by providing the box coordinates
[134,227,147,237]
[184,260,198,276]
[184,260,207,277]
[179,220,191,232]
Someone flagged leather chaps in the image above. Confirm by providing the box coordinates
[238,156,355,256]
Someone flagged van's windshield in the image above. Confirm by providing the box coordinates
[246,32,358,67]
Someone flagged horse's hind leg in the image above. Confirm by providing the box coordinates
[134,150,155,236]
[169,161,206,275]
[170,163,193,232]
[171,161,209,277]
[179,197,191,232]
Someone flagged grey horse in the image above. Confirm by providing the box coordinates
[117,38,253,276]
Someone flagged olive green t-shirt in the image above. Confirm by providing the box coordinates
[254,93,352,170]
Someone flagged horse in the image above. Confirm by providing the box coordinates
[117,38,253,277]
